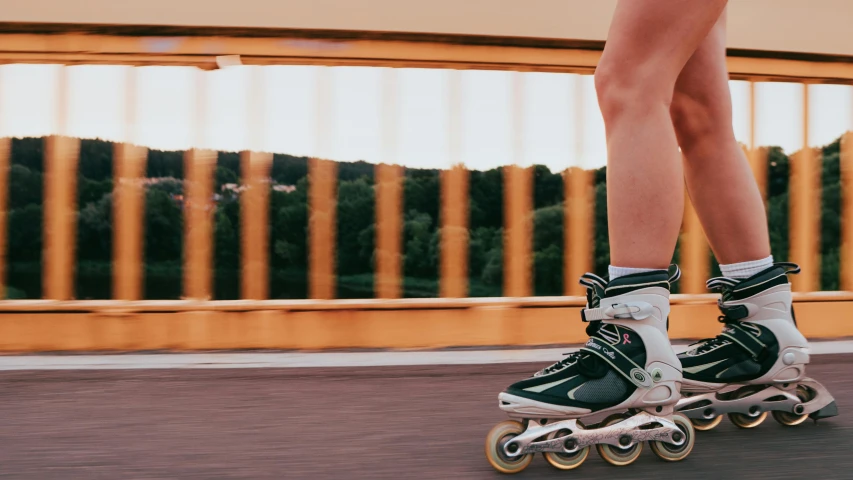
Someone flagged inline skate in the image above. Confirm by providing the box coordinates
[485,268,695,473]
[675,263,837,430]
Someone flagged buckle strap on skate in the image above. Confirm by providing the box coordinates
[581,301,655,322]
[776,262,801,275]
[717,302,751,321]
[580,337,653,388]
[720,324,768,361]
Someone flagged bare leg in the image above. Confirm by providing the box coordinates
[595,0,728,269]
[670,10,771,264]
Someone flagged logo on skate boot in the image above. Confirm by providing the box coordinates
[629,368,652,387]
[585,339,616,360]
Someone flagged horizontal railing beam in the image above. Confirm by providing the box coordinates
[0,291,851,312]
[0,297,849,351]
[2,31,853,82]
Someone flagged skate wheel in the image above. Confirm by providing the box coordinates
[772,385,811,427]
[596,414,643,467]
[542,425,589,470]
[485,420,533,474]
[691,415,723,431]
[727,386,768,429]
[651,414,695,462]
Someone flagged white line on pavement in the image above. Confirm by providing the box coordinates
[0,340,849,370]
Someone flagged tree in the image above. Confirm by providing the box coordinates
[533,204,564,295]
[8,204,43,261]
[144,186,183,262]
[77,193,112,262]
[336,177,375,277]
[403,210,436,279]
[9,164,42,208]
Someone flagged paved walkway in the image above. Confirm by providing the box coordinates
[0,352,849,478]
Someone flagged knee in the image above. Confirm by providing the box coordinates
[594,61,673,125]
[670,90,734,154]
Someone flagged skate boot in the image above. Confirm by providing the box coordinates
[484,268,695,474]
[676,263,838,431]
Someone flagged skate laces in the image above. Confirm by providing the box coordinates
[537,275,606,376]
[540,351,583,375]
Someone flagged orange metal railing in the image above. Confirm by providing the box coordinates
[0,26,851,351]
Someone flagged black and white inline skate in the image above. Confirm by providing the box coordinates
[676,263,838,431]
[485,269,695,473]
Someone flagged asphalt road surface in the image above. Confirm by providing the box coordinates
[0,354,850,479]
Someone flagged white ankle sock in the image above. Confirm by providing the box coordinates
[608,265,658,280]
[719,255,773,279]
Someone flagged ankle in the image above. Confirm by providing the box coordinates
[719,255,773,279]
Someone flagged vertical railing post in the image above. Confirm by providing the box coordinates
[681,187,709,294]
[240,66,271,300]
[308,157,337,299]
[240,151,272,299]
[747,82,768,203]
[564,75,595,296]
[183,149,216,299]
[504,164,532,297]
[504,72,532,297]
[44,135,81,300]
[564,167,594,296]
[308,67,337,299]
[375,163,403,298]
[43,67,79,300]
[840,132,853,291]
[0,138,8,299]
[789,84,821,292]
[375,68,402,299]
[440,70,468,298]
[440,165,469,298]
[113,67,147,301]
[183,69,214,300]
[113,143,148,300]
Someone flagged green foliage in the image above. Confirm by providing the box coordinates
[402,169,440,297]
[533,204,564,296]
[147,150,184,179]
[144,185,183,262]
[766,147,790,263]
[9,164,43,208]
[4,133,849,300]
[337,176,376,298]
[821,149,841,291]
[269,176,308,299]
[9,203,43,262]
[77,194,112,262]
[78,140,113,181]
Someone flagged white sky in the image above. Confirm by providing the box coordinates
[0,64,851,171]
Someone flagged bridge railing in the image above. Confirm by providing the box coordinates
[0,26,851,351]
